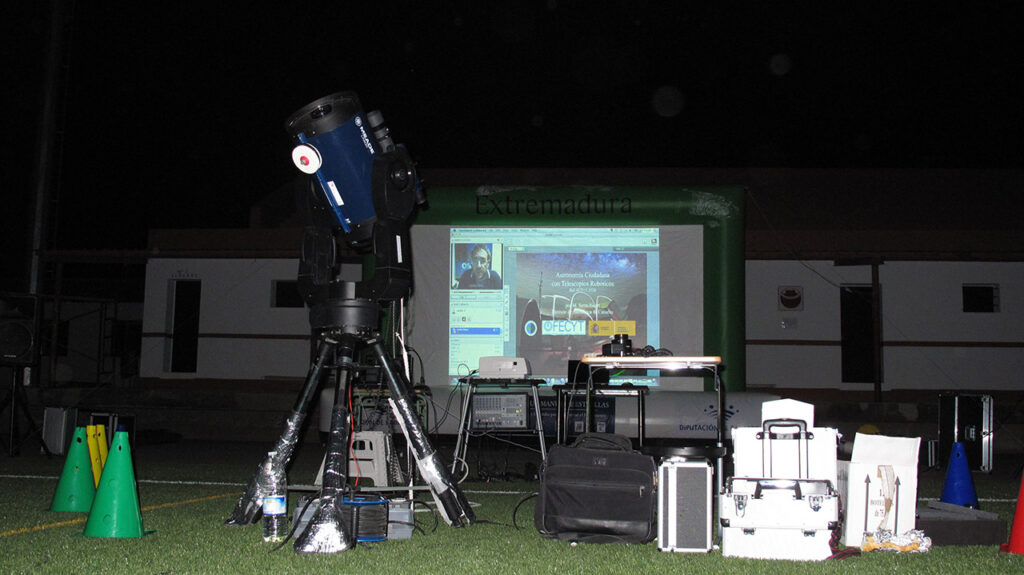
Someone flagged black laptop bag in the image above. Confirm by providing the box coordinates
[534,433,657,543]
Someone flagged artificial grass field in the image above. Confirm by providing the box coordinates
[2,438,1022,574]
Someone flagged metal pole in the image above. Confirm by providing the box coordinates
[28,0,70,294]
[871,262,883,402]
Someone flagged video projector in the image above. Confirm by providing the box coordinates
[478,356,530,379]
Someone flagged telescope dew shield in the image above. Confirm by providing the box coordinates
[285,92,379,243]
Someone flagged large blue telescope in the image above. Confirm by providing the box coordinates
[284,92,380,241]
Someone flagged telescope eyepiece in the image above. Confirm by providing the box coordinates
[366,110,395,153]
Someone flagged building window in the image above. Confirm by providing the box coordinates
[963,284,999,313]
[272,280,304,308]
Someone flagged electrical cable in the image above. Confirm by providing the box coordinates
[450,455,470,483]
[636,345,673,357]
[428,374,468,433]
[560,365,587,441]
[411,497,440,533]
[387,518,426,537]
[467,430,543,455]
[826,492,860,559]
[404,344,426,386]
[512,492,539,530]
[347,383,361,488]
[397,300,409,377]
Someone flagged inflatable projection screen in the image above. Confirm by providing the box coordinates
[408,186,745,393]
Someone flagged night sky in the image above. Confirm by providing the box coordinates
[3,2,1023,290]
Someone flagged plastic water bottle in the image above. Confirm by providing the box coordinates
[262,455,287,542]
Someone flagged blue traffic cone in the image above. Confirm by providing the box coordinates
[940,441,978,508]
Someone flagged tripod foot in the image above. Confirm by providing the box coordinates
[225,451,277,526]
[293,494,356,553]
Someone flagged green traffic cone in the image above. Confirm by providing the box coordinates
[49,427,96,512]
[83,431,145,538]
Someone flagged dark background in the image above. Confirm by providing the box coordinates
[3,2,1023,291]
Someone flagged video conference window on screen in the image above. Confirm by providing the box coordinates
[447,227,662,385]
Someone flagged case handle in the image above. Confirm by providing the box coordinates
[752,479,803,500]
[756,418,814,440]
[570,433,631,452]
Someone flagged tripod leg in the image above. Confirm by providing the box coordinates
[1,384,15,457]
[2,368,49,457]
[294,334,357,553]
[14,371,52,457]
[370,339,475,527]
[225,336,336,526]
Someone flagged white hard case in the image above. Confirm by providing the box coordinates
[719,477,839,561]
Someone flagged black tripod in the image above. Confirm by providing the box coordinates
[1,367,50,457]
[225,297,474,552]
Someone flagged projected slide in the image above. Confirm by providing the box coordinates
[515,252,650,376]
[441,227,671,383]
[408,224,706,389]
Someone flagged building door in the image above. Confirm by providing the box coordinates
[840,284,877,384]
[168,280,201,373]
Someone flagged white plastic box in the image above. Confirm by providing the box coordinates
[387,498,415,540]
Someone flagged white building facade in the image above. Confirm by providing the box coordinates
[140,256,1023,393]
